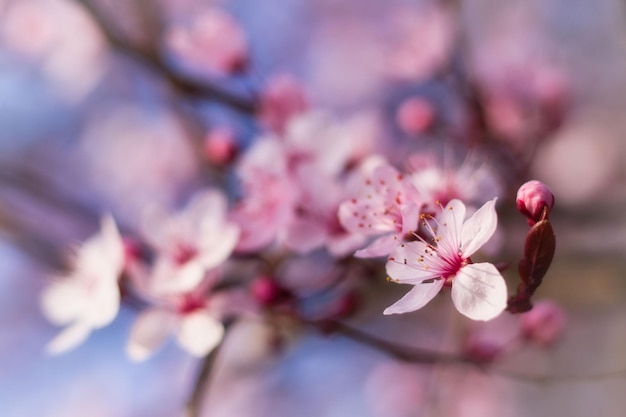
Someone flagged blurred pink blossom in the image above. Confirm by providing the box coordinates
[40,216,124,354]
[339,163,421,258]
[140,189,239,295]
[519,300,566,346]
[386,5,455,81]
[166,7,248,75]
[408,152,502,211]
[2,0,106,100]
[385,198,507,321]
[126,271,226,361]
[233,112,373,255]
[258,74,309,134]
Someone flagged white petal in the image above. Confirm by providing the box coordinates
[451,263,507,321]
[460,198,498,258]
[76,215,124,277]
[187,189,229,225]
[437,199,466,250]
[45,322,92,355]
[355,234,398,258]
[176,311,224,357]
[197,223,240,269]
[150,258,205,295]
[383,280,444,315]
[40,280,86,325]
[126,309,177,362]
[83,280,120,328]
[99,214,125,273]
[385,241,438,283]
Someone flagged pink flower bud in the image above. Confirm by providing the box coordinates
[519,300,566,346]
[396,97,435,135]
[516,180,555,225]
[203,128,238,166]
[463,339,502,364]
[250,275,290,307]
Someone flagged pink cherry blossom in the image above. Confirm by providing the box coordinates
[338,163,421,258]
[126,271,230,360]
[141,189,239,295]
[384,198,507,321]
[40,215,125,354]
[231,138,297,252]
[233,113,370,255]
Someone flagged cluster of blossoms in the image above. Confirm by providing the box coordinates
[35,1,561,367]
[40,104,522,359]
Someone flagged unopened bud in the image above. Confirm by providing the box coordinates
[516,180,554,225]
[396,97,435,135]
[258,74,308,133]
[519,300,566,346]
[203,128,239,166]
[250,275,290,307]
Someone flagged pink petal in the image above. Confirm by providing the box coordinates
[45,322,92,355]
[126,309,177,362]
[326,233,367,258]
[383,280,444,315]
[460,198,498,258]
[451,263,507,321]
[355,234,399,258]
[400,203,420,235]
[283,217,327,254]
[176,311,224,357]
[385,241,438,283]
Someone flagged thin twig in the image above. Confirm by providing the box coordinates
[186,342,222,417]
[74,0,258,114]
[490,367,626,384]
[314,319,474,365]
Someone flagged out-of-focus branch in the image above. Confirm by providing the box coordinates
[74,0,258,114]
[185,321,233,417]
[312,319,474,365]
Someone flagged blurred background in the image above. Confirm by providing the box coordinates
[1,0,626,416]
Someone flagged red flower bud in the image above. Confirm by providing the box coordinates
[250,275,290,307]
[516,180,555,225]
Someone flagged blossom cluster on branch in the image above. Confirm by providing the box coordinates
[0,0,573,414]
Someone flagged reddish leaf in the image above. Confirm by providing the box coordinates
[523,219,556,290]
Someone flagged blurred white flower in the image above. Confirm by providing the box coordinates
[141,189,240,295]
[40,215,124,354]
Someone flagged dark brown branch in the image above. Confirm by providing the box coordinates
[313,319,475,365]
